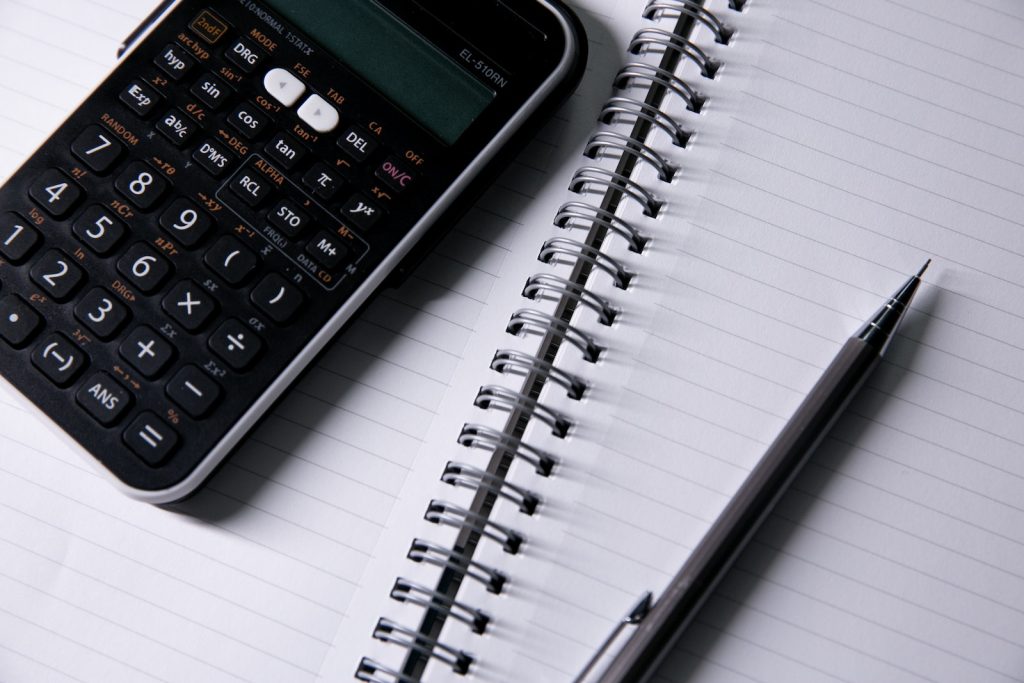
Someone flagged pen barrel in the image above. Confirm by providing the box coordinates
[597,337,879,683]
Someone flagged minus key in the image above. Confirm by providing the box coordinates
[166,365,221,418]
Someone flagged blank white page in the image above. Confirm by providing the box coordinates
[0,1,578,681]
[445,0,1024,681]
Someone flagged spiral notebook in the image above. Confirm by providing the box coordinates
[3,0,1024,682]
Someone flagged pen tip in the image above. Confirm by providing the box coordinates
[916,259,931,278]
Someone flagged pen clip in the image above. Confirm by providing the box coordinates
[572,591,653,683]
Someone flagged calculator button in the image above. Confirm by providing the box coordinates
[155,43,196,81]
[0,296,41,347]
[159,199,213,248]
[264,68,306,107]
[192,139,234,178]
[267,198,310,238]
[189,10,229,45]
[251,274,303,324]
[338,127,379,162]
[205,236,257,285]
[191,73,231,109]
[30,250,84,301]
[265,132,306,170]
[227,103,270,139]
[376,157,416,193]
[0,212,41,263]
[225,38,265,73]
[209,319,262,371]
[229,166,272,206]
[117,243,172,294]
[340,194,383,230]
[297,94,339,133]
[157,109,199,146]
[119,326,175,379]
[303,162,344,200]
[306,231,348,269]
[32,334,87,387]
[124,412,178,466]
[166,365,220,418]
[73,205,126,255]
[74,288,130,340]
[71,126,124,173]
[120,80,161,117]
[115,162,168,211]
[29,170,83,218]
[162,280,217,332]
[76,372,132,427]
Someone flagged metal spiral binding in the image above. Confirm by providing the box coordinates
[538,237,634,290]
[643,0,735,44]
[507,308,604,362]
[357,2,745,679]
[629,27,721,78]
[356,659,418,683]
[584,130,677,181]
[457,424,556,476]
[442,461,541,514]
[492,348,588,398]
[390,578,491,634]
[599,97,692,148]
[407,538,507,593]
[474,384,572,437]
[424,500,524,554]
[614,61,706,112]
[371,619,473,675]
[555,201,647,254]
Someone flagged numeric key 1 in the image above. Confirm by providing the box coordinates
[0,212,40,263]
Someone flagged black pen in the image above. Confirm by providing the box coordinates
[586,261,931,683]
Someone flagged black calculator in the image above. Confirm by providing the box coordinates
[0,0,585,502]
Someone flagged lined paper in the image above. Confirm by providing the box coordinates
[441,0,1024,681]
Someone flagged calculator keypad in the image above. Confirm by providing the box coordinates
[0,0,450,494]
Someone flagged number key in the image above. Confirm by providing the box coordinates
[159,199,212,248]
[30,249,84,301]
[73,205,126,255]
[29,169,82,218]
[117,243,172,294]
[71,125,124,174]
[0,212,40,263]
[115,162,168,211]
[74,288,130,340]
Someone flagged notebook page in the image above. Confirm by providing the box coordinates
[447,0,1024,680]
[0,1,555,681]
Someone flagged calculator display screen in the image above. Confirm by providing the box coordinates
[263,0,495,144]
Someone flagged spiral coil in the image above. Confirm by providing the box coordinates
[357,2,743,679]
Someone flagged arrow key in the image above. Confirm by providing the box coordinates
[264,68,306,107]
